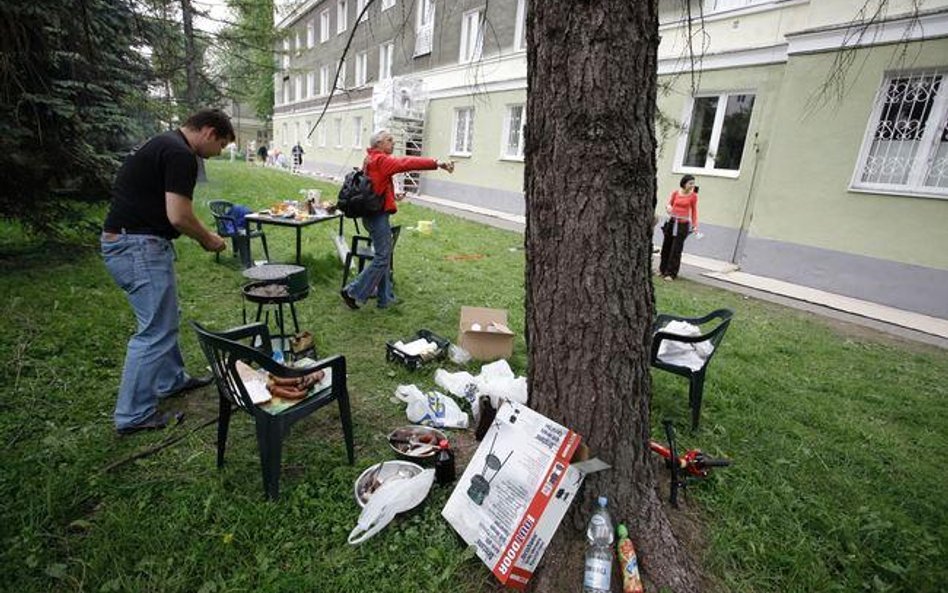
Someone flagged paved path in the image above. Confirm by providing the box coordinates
[409,194,948,349]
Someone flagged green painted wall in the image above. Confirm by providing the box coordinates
[656,63,787,230]
[753,39,948,268]
[425,89,527,195]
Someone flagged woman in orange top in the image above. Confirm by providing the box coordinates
[659,175,698,280]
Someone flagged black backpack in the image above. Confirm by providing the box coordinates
[336,167,384,218]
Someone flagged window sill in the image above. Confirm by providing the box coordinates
[499,155,524,163]
[672,166,741,179]
[848,186,948,201]
[450,152,472,159]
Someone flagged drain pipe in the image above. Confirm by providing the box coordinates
[730,132,762,267]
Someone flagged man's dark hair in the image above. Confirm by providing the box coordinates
[184,109,235,142]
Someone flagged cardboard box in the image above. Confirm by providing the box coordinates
[458,306,515,361]
[441,402,591,589]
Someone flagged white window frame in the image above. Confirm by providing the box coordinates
[513,0,526,51]
[320,9,331,43]
[319,65,331,96]
[850,69,948,199]
[674,90,756,178]
[379,41,394,80]
[459,9,484,63]
[352,115,364,147]
[282,39,290,68]
[307,20,315,47]
[318,123,327,147]
[451,107,475,156]
[355,51,368,86]
[414,0,435,57]
[306,71,315,98]
[304,120,312,146]
[356,0,368,23]
[501,104,526,160]
[335,59,346,90]
[282,123,288,147]
[294,74,303,102]
[381,0,396,10]
[282,80,290,104]
[334,118,344,148]
[337,0,348,34]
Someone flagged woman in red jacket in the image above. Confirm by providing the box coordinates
[658,175,698,281]
[340,129,454,309]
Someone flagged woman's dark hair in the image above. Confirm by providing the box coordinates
[184,109,235,142]
[679,174,696,189]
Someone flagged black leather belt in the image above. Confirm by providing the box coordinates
[103,228,173,240]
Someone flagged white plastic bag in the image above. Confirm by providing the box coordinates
[348,469,435,545]
[475,360,528,409]
[434,369,481,421]
[394,385,469,428]
[656,320,714,371]
[448,344,472,365]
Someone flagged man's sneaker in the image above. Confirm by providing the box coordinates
[340,289,360,310]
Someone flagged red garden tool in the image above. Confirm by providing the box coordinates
[649,419,731,507]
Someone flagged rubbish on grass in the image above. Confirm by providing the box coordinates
[354,460,424,507]
[458,307,515,361]
[616,524,644,593]
[392,337,439,358]
[434,369,480,420]
[434,440,456,486]
[388,426,447,460]
[417,220,434,234]
[349,466,434,544]
[394,385,469,428]
[584,496,615,593]
[448,344,472,364]
[434,360,527,422]
[442,401,609,589]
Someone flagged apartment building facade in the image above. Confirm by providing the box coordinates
[273,0,948,318]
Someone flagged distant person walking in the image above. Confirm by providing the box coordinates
[101,109,231,434]
[340,129,454,310]
[257,143,268,165]
[658,174,699,281]
[291,141,304,174]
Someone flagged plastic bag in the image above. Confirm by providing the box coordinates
[656,320,714,371]
[434,369,480,421]
[448,344,472,365]
[348,469,435,545]
[476,360,528,409]
[394,385,469,428]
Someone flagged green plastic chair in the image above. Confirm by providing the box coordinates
[191,321,355,500]
[651,308,733,431]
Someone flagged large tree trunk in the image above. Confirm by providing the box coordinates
[524,1,700,591]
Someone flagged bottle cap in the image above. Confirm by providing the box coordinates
[617,524,628,538]
[438,439,449,449]
[598,495,608,508]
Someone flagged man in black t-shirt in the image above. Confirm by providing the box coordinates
[101,109,232,435]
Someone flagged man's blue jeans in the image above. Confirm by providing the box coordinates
[345,212,395,307]
[101,233,189,429]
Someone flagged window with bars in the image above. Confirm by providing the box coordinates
[853,71,948,197]
[452,107,475,155]
[677,91,755,174]
[502,104,525,159]
[459,10,483,63]
[355,51,368,86]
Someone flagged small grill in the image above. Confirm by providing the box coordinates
[241,264,310,356]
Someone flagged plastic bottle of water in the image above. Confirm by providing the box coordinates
[583,496,615,593]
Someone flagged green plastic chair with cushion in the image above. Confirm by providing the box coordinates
[191,321,355,500]
[208,200,270,266]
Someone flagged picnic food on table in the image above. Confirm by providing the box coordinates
[266,369,325,399]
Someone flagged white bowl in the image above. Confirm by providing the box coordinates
[353,460,424,508]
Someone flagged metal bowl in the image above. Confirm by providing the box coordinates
[387,426,447,462]
[354,460,424,508]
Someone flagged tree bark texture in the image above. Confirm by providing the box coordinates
[180,0,199,110]
[524,1,699,592]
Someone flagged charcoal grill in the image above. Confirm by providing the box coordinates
[241,265,309,354]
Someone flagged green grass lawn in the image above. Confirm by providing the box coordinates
[1,160,945,593]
